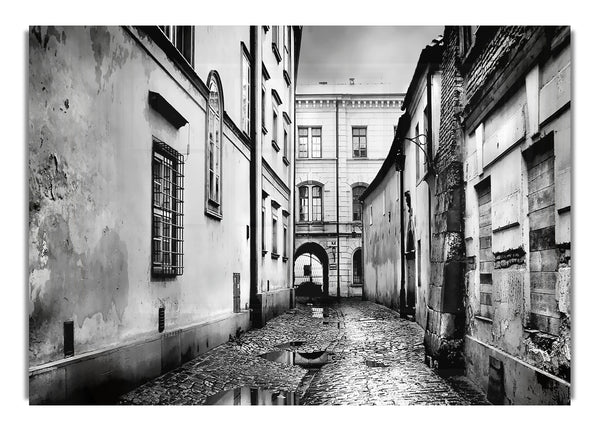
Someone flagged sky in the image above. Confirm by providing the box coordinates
[297,26,443,94]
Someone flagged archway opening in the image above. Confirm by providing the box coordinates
[294,242,329,302]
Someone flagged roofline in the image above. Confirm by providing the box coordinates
[359,112,412,202]
[296,92,406,98]
[401,43,443,110]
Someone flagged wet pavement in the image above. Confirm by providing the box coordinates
[119,298,489,405]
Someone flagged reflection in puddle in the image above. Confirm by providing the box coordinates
[260,350,330,368]
[203,386,298,405]
[274,341,305,349]
[365,360,389,368]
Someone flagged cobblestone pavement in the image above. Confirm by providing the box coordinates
[119,299,489,405]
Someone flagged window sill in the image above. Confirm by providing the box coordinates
[262,125,268,135]
[262,250,268,257]
[271,253,280,260]
[263,25,270,33]
[474,315,492,324]
[282,156,290,166]
[272,140,280,152]
[272,43,282,63]
[205,206,223,221]
[282,256,289,262]
[283,70,291,86]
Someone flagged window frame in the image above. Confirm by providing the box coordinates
[297,126,322,159]
[353,248,363,285]
[158,26,195,66]
[271,204,279,258]
[151,138,184,278]
[311,185,323,222]
[352,126,368,158]
[352,185,367,222]
[205,71,224,219]
[299,186,309,221]
[241,47,251,136]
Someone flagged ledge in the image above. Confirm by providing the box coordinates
[262,250,268,257]
[282,156,290,166]
[272,140,280,152]
[283,70,291,86]
[262,124,268,135]
[282,256,289,262]
[205,206,223,221]
[271,252,280,260]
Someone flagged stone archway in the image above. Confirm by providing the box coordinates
[294,242,329,299]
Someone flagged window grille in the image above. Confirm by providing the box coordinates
[152,139,184,277]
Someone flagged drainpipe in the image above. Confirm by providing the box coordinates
[426,68,434,255]
[249,26,261,327]
[399,139,406,316]
[335,99,341,302]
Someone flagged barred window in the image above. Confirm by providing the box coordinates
[152,139,184,277]
[352,127,367,158]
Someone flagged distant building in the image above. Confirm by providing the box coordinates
[294,83,404,299]
[361,26,571,404]
[28,25,301,404]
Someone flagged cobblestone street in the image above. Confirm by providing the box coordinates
[120,299,488,405]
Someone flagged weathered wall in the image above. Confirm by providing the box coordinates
[29,26,253,400]
[423,27,466,370]
[461,26,570,404]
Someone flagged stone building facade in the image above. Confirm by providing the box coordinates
[361,26,571,404]
[28,25,301,404]
[460,26,571,405]
[294,84,403,298]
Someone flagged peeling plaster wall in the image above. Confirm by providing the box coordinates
[461,26,571,403]
[29,26,251,369]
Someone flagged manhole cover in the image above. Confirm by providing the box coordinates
[203,386,298,405]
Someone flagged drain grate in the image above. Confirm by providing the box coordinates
[365,359,389,368]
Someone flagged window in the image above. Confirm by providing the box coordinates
[262,195,267,254]
[297,127,321,158]
[352,186,367,221]
[352,127,367,158]
[477,178,493,319]
[158,26,194,66]
[272,26,281,62]
[272,108,279,150]
[369,205,373,225]
[283,213,289,260]
[152,139,184,277]
[261,85,266,132]
[312,186,323,222]
[311,127,322,158]
[206,72,223,217]
[415,123,421,181]
[241,49,251,136]
[299,186,309,221]
[353,248,363,284]
[460,26,478,56]
[298,127,309,158]
[283,129,289,160]
[417,240,422,287]
[271,205,278,257]
[283,26,291,85]
[382,189,386,215]
[283,112,291,164]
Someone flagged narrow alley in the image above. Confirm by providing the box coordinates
[119,299,487,405]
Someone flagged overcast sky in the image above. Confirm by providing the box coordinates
[297,26,443,93]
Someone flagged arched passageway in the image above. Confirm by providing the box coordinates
[294,242,329,299]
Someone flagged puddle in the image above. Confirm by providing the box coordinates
[365,360,389,368]
[274,341,305,349]
[260,350,330,368]
[203,386,298,405]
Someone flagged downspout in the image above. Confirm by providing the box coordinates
[335,99,341,302]
[249,26,261,327]
[399,131,406,316]
[426,68,434,255]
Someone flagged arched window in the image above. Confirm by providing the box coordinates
[353,248,363,284]
[206,71,223,218]
[299,186,309,221]
[312,185,322,222]
[352,185,367,221]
